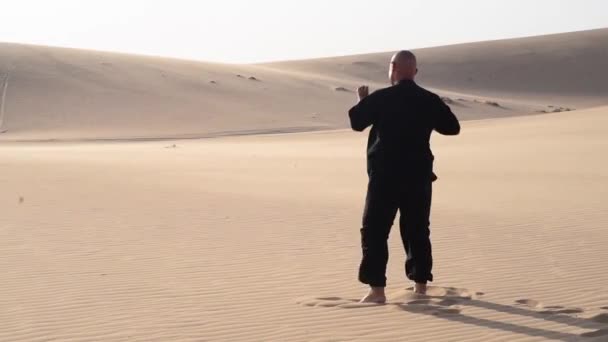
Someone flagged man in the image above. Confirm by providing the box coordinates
[348,50,460,303]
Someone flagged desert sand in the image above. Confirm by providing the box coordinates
[1,28,608,341]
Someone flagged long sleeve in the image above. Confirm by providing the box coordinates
[433,96,461,136]
[348,93,379,132]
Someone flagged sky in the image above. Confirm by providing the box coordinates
[1,0,607,63]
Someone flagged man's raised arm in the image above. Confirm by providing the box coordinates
[348,86,377,132]
[433,95,461,136]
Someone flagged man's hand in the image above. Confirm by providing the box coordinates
[357,85,369,101]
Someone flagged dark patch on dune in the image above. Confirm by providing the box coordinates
[248,76,260,81]
[441,97,455,104]
[351,61,377,67]
[334,86,351,92]
[551,106,573,113]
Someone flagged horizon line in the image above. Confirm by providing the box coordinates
[1,26,606,65]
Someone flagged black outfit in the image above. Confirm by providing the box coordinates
[348,80,460,287]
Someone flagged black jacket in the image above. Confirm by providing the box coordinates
[348,80,460,180]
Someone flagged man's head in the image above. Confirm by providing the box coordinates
[389,50,418,85]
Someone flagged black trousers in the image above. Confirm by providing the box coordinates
[358,176,433,287]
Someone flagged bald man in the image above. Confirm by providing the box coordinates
[348,51,460,303]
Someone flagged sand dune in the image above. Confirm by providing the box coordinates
[2,107,608,341]
[262,28,608,106]
[2,28,608,341]
[1,28,607,141]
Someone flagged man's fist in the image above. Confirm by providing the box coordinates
[357,85,369,101]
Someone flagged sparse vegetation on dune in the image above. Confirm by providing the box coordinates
[334,86,351,92]
[441,96,455,104]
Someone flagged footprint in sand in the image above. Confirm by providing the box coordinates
[407,299,433,305]
[397,302,462,316]
[338,302,387,309]
[398,286,475,300]
[437,298,463,307]
[295,296,364,308]
[539,308,584,315]
[298,286,476,314]
[433,307,462,315]
[394,286,471,316]
[515,299,543,309]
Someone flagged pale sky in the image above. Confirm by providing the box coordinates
[1,0,606,63]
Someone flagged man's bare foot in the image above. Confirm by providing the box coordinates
[414,283,427,295]
[360,287,386,303]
